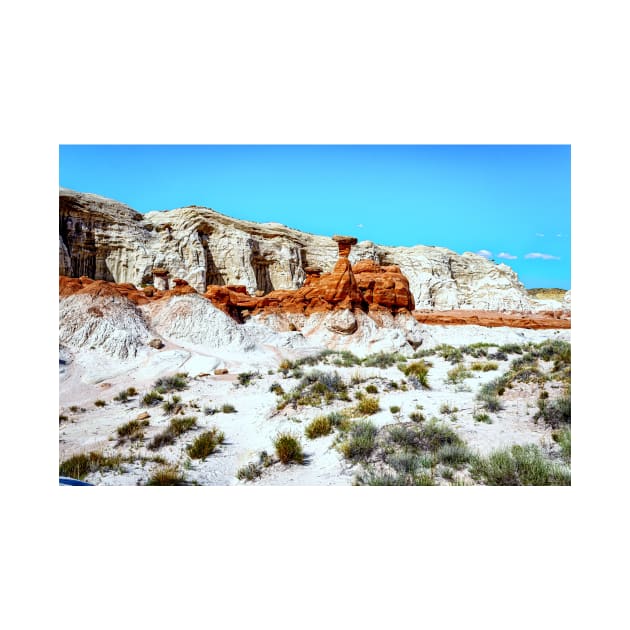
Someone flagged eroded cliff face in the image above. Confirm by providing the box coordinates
[59,188,535,310]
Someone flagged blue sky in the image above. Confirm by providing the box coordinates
[59,145,571,288]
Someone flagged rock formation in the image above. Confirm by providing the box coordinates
[59,188,539,311]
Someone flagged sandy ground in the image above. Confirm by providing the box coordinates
[59,324,570,485]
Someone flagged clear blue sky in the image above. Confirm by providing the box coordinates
[59,145,571,289]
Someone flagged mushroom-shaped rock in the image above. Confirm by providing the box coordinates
[332,235,358,258]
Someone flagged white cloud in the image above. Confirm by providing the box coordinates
[477,249,493,259]
[536,233,545,237]
[498,252,517,260]
[356,223,364,228]
[525,252,560,260]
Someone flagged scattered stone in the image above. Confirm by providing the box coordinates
[148,338,164,349]
[135,411,150,421]
[214,368,228,375]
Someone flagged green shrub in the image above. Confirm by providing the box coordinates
[389,405,401,414]
[362,352,407,369]
[126,387,138,397]
[474,412,492,424]
[59,451,123,480]
[356,396,380,416]
[552,427,571,462]
[398,361,431,389]
[365,384,378,394]
[446,364,472,384]
[236,462,262,481]
[269,383,284,395]
[142,390,164,407]
[169,416,197,436]
[113,390,129,403]
[153,373,189,393]
[273,432,304,464]
[339,420,378,461]
[221,404,237,413]
[434,344,464,364]
[238,371,260,387]
[471,444,571,485]
[439,402,458,415]
[187,427,225,459]
[305,415,333,439]
[436,444,473,467]
[536,396,570,428]
[116,419,149,441]
[409,411,425,423]
[161,395,182,415]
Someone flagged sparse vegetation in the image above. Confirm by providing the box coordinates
[339,420,378,460]
[470,444,570,486]
[59,451,124,480]
[153,373,189,393]
[362,352,407,369]
[356,395,381,416]
[473,412,492,424]
[187,427,225,459]
[142,390,164,407]
[273,432,304,464]
[389,405,401,414]
[408,411,425,423]
[148,416,197,450]
[305,415,334,439]
[161,394,183,415]
[221,404,237,414]
[365,384,378,394]
[94,399,106,407]
[470,361,499,371]
[446,364,472,384]
[238,371,260,387]
[398,361,431,389]
[277,369,349,410]
[552,427,571,462]
[146,465,187,486]
[535,395,570,428]
[116,419,149,442]
[236,462,262,481]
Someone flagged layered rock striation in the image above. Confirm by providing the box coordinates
[59,188,539,311]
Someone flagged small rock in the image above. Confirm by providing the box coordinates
[135,411,150,421]
[214,368,229,375]
[148,338,164,349]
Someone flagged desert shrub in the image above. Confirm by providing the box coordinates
[536,395,570,428]
[398,361,431,389]
[94,400,106,407]
[552,427,571,462]
[221,404,237,413]
[386,452,424,475]
[113,390,129,403]
[355,391,364,401]
[386,380,399,390]
[339,420,378,460]
[116,419,149,441]
[434,344,464,364]
[238,371,260,387]
[471,444,570,486]
[356,396,381,416]
[498,343,524,355]
[161,395,182,415]
[332,350,362,367]
[142,390,164,407]
[146,465,187,486]
[388,425,419,449]
[203,405,216,416]
[355,467,434,486]
[305,415,334,439]
[488,351,508,361]
[462,343,492,358]
[236,462,262,481]
[69,406,80,412]
[436,443,473,467]
[479,394,502,412]
[187,427,225,459]
[365,384,378,394]
[439,402,458,415]
[59,451,123,480]
[362,352,407,369]
[169,416,197,436]
[474,412,492,424]
[148,416,197,450]
[409,411,425,423]
[258,450,274,467]
[273,432,304,464]
[470,361,499,372]
[59,414,68,423]
[126,387,138,396]
[389,405,401,414]
[154,373,189,393]
[417,420,463,452]
[269,382,284,395]
[446,364,472,384]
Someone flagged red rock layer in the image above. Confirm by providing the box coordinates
[413,309,571,330]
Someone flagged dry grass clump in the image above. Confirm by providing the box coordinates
[187,427,225,460]
[116,418,150,442]
[236,462,262,481]
[59,451,123,480]
[470,361,499,372]
[277,369,349,410]
[398,361,431,389]
[339,420,378,461]
[148,416,198,450]
[153,373,189,393]
[142,390,164,407]
[221,404,237,413]
[273,432,305,464]
[446,364,472,384]
[356,395,381,416]
[305,415,334,439]
[161,395,183,415]
[146,465,187,486]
